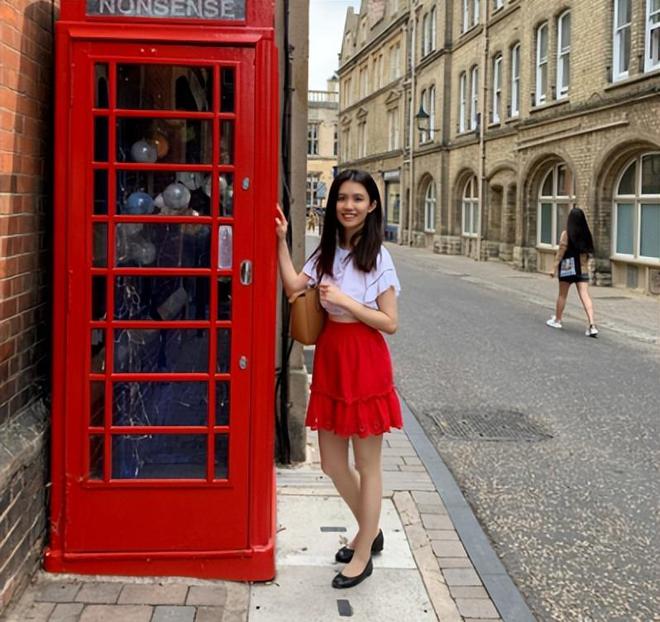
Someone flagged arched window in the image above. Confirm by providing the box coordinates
[536,22,548,105]
[538,163,575,247]
[424,180,437,232]
[459,72,467,133]
[462,176,479,236]
[470,65,479,130]
[614,153,660,259]
[557,11,571,98]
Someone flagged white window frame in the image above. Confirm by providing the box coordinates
[462,0,469,33]
[462,176,480,237]
[357,121,367,159]
[470,66,479,130]
[557,11,571,99]
[613,0,632,81]
[459,72,467,133]
[492,55,502,124]
[511,43,520,117]
[537,164,576,249]
[612,153,660,262]
[536,22,548,106]
[307,123,319,156]
[646,0,660,72]
[431,7,437,51]
[424,181,437,232]
[306,173,322,208]
[473,0,480,26]
[422,13,430,56]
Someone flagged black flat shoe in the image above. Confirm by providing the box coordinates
[331,557,373,589]
[334,529,384,563]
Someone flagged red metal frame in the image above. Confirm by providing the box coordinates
[47,3,278,580]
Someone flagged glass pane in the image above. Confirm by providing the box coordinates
[619,27,631,74]
[220,68,235,112]
[557,165,573,196]
[117,170,211,217]
[95,64,109,109]
[93,223,107,267]
[560,56,570,90]
[91,329,105,373]
[94,116,108,162]
[219,173,234,216]
[216,382,230,426]
[641,155,660,194]
[115,223,211,268]
[92,276,106,321]
[114,329,209,374]
[214,435,229,479]
[117,65,213,111]
[640,204,660,258]
[94,169,108,214]
[220,120,234,164]
[115,276,209,321]
[218,225,233,269]
[560,13,571,49]
[541,171,553,196]
[90,382,105,427]
[89,436,104,480]
[113,382,208,427]
[616,203,634,254]
[217,329,231,373]
[540,203,553,244]
[112,435,207,479]
[117,118,212,164]
[616,0,630,25]
[218,277,232,320]
[618,161,636,195]
[556,204,570,243]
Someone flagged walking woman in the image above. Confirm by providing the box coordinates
[275,169,402,589]
[546,207,598,337]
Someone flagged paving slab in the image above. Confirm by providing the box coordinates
[250,566,435,622]
[75,582,122,604]
[78,605,152,622]
[276,495,415,569]
[118,584,188,606]
[49,603,84,622]
[151,605,196,622]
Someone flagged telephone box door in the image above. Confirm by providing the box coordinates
[63,42,255,554]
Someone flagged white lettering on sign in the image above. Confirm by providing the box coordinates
[87,0,245,19]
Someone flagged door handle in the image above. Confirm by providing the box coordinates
[240,260,252,285]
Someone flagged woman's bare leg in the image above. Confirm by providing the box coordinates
[555,281,571,321]
[340,434,383,577]
[576,281,595,325]
[318,430,361,531]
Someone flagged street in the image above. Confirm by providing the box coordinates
[386,243,659,621]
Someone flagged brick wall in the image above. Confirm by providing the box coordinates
[0,0,59,611]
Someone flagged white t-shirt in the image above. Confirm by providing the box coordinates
[302,245,401,317]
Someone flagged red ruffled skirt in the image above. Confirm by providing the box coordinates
[306,319,402,438]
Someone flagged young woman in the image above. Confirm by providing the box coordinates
[547,207,598,337]
[275,169,402,589]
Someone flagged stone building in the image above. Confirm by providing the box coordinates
[338,0,660,294]
[307,78,339,218]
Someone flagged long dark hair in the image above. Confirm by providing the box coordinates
[566,207,594,254]
[312,169,383,280]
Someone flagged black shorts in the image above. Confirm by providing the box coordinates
[558,274,589,284]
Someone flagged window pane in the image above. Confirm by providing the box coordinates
[218,277,232,320]
[641,155,660,194]
[117,171,211,217]
[89,436,104,480]
[220,120,234,164]
[560,13,571,49]
[115,223,211,268]
[117,65,213,112]
[556,204,570,243]
[219,173,234,217]
[640,204,660,258]
[95,64,109,109]
[114,329,209,373]
[90,382,105,427]
[92,276,106,321]
[616,203,634,254]
[112,435,207,479]
[217,329,231,373]
[560,56,570,90]
[114,276,209,321]
[216,382,230,426]
[616,0,630,26]
[94,169,108,215]
[540,203,553,244]
[619,27,631,74]
[220,68,235,112]
[618,161,636,195]
[94,116,108,162]
[112,382,208,427]
[93,223,107,267]
[91,329,105,373]
[117,118,212,164]
[214,435,229,479]
[541,172,553,197]
[557,165,573,196]
[218,225,233,269]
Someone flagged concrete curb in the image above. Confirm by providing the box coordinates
[399,395,537,622]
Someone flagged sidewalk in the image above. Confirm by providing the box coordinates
[1,400,528,622]
[387,244,659,345]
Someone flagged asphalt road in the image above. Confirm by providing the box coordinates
[386,246,659,622]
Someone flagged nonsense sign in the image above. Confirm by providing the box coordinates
[86,0,246,20]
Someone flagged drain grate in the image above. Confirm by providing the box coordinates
[429,408,552,442]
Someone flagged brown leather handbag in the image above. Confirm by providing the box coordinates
[289,287,325,345]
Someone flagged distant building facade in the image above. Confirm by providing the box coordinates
[338,0,660,294]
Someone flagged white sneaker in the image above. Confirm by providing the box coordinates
[546,316,562,329]
[586,325,599,338]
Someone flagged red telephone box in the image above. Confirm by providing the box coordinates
[45,0,278,580]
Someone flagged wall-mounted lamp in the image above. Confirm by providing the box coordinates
[415,103,442,133]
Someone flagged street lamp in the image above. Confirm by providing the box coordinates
[415,103,442,134]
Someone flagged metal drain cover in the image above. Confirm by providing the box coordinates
[429,408,552,442]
